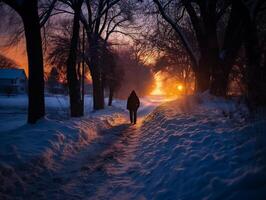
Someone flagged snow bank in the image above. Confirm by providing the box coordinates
[81,93,265,200]
[134,93,266,199]
[1,93,265,199]
[0,94,163,198]
[0,106,126,199]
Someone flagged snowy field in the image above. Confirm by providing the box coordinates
[0,94,266,199]
[0,95,96,132]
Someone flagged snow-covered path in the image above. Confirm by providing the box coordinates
[6,96,167,199]
[28,123,142,199]
[17,96,266,199]
[1,94,266,200]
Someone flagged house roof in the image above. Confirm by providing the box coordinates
[0,68,26,79]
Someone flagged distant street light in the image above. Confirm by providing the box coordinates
[177,84,183,91]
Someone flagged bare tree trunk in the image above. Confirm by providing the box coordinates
[210,64,230,96]
[81,26,85,115]
[91,70,105,110]
[66,4,83,117]
[185,1,219,94]
[108,87,114,106]
[245,22,263,106]
[231,0,265,107]
[3,0,45,124]
[194,53,211,92]
[88,37,105,110]
[194,69,210,93]
[210,0,247,97]
[21,3,45,123]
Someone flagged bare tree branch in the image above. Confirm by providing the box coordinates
[39,0,58,27]
[153,0,198,69]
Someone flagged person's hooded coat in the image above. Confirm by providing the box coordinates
[127,90,140,110]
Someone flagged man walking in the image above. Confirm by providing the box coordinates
[127,90,140,124]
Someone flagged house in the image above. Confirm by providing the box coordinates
[0,68,27,95]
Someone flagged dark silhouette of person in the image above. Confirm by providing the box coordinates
[127,90,140,124]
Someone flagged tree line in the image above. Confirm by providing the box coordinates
[0,0,265,123]
[150,0,266,107]
[0,0,140,123]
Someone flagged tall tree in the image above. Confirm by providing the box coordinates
[2,0,45,123]
[210,0,248,96]
[1,0,57,123]
[243,0,266,107]
[81,0,136,110]
[99,43,123,106]
[152,0,241,95]
[60,0,84,116]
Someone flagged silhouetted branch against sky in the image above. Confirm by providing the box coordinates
[0,53,18,68]
[152,0,198,69]
[0,0,59,51]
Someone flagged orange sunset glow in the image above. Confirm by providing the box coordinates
[0,0,265,199]
[1,40,28,75]
[151,72,165,96]
[151,71,185,97]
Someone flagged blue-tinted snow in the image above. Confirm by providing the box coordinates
[0,93,266,200]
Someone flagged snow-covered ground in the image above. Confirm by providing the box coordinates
[0,95,92,132]
[0,94,164,199]
[0,93,266,199]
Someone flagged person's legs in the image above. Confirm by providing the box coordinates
[129,110,133,124]
[133,110,137,124]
